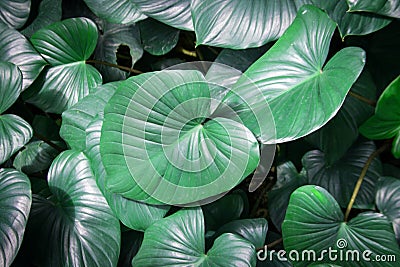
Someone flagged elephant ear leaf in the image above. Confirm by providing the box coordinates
[0,62,32,164]
[227,5,365,143]
[27,17,102,113]
[0,169,31,267]
[0,0,30,29]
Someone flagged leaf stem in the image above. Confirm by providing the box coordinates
[348,91,376,107]
[33,132,64,153]
[256,237,283,251]
[86,59,143,74]
[344,142,390,221]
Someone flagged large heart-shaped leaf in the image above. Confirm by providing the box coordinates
[305,70,377,163]
[27,150,120,266]
[101,70,259,205]
[360,75,400,158]
[302,141,382,209]
[21,0,62,38]
[0,27,46,90]
[229,5,365,143]
[132,208,256,266]
[60,81,121,151]
[296,0,392,38]
[85,116,170,231]
[192,0,297,49]
[139,18,179,56]
[0,114,32,165]
[268,161,307,231]
[26,17,102,113]
[0,168,31,267]
[375,176,400,242]
[347,0,400,19]
[282,185,400,266]
[0,0,30,29]
[94,20,143,82]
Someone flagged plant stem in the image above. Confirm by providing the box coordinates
[256,237,283,251]
[33,132,64,153]
[344,142,390,221]
[348,91,376,107]
[86,59,143,74]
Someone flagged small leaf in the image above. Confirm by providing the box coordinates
[302,141,382,209]
[21,0,62,38]
[347,0,400,19]
[228,5,366,143]
[28,150,120,267]
[0,27,46,90]
[132,208,256,266]
[0,0,31,29]
[192,0,297,49]
[94,20,143,82]
[139,18,179,56]
[360,75,400,158]
[0,168,31,267]
[282,185,400,266]
[0,62,22,114]
[0,114,33,165]
[375,176,400,242]
[60,81,121,151]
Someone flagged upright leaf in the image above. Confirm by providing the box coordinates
[229,5,366,143]
[132,208,256,266]
[192,0,297,49]
[28,151,120,267]
[0,169,31,267]
[347,0,400,19]
[0,0,31,29]
[27,17,102,113]
[0,62,22,114]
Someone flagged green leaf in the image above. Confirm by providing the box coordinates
[94,20,143,82]
[0,114,33,165]
[21,0,62,38]
[85,116,170,231]
[60,81,121,151]
[13,141,61,174]
[118,230,143,266]
[268,161,307,231]
[296,0,392,38]
[229,5,366,143]
[139,18,179,56]
[132,208,256,266]
[347,0,400,18]
[28,150,120,267]
[305,70,377,163]
[282,185,400,266]
[101,70,259,205]
[360,75,400,158]
[302,141,382,209]
[26,17,102,113]
[0,26,46,90]
[375,176,400,242]
[0,168,31,267]
[83,0,147,24]
[0,62,22,114]
[0,0,30,29]
[213,218,268,248]
[192,0,297,49]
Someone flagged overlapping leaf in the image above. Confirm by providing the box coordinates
[0,169,31,267]
[132,208,256,266]
[347,0,400,18]
[360,75,400,158]
[0,0,31,29]
[282,185,400,266]
[101,70,259,205]
[27,17,102,113]
[227,5,365,143]
[28,150,120,266]
[192,0,297,49]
